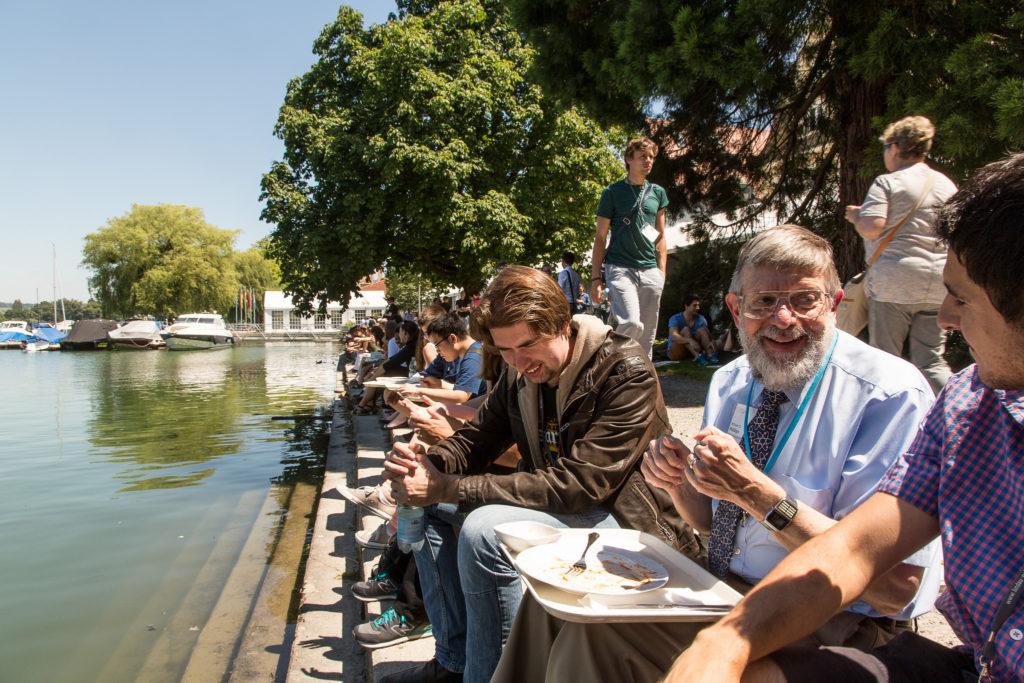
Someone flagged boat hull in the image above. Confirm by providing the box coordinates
[109,338,165,350]
[163,334,234,351]
[60,340,111,351]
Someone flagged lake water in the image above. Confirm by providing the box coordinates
[0,343,341,682]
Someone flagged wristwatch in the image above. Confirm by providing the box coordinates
[761,497,798,533]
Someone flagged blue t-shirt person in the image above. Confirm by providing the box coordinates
[422,341,487,398]
[666,312,708,351]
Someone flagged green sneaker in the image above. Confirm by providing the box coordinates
[353,606,432,650]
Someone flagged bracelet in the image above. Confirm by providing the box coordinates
[591,277,603,282]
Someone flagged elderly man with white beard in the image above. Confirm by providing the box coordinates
[491,225,944,683]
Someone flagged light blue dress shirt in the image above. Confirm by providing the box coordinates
[701,329,943,620]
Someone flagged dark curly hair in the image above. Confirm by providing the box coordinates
[936,153,1024,329]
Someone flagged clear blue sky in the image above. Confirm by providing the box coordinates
[0,1,397,303]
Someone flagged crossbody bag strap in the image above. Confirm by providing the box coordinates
[866,171,936,268]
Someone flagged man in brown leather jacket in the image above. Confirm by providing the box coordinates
[383,265,697,683]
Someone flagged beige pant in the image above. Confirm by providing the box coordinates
[492,594,899,683]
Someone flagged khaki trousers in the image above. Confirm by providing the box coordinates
[492,593,901,683]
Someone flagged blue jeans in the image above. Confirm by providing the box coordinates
[413,503,620,683]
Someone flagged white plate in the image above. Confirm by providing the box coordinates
[516,540,669,596]
[363,378,412,389]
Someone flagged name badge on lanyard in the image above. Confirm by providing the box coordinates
[727,405,747,442]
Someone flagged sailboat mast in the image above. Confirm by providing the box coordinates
[52,244,57,324]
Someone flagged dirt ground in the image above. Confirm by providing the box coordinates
[658,372,958,647]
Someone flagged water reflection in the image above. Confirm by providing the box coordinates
[87,345,337,493]
[0,344,341,683]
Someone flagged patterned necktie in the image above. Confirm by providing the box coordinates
[707,389,789,578]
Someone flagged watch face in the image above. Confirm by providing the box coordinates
[765,509,787,530]
[765,498,797,532]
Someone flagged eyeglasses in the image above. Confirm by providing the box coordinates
[883,142,895,151]
[430,336,453,350]
[737,290,832,320]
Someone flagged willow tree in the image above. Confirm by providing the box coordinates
[260,0,622,311]
[82,204,239,318]
[506,0,1024,277]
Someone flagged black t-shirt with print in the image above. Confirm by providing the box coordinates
[540,382,560,465]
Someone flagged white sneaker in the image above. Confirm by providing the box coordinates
[338,484,397,521]
[355,524,394,550]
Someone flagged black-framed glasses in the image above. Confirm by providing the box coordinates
[430,335,453,350]
[738,290,831,320]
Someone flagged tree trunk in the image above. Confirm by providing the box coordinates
[832,70,891,282]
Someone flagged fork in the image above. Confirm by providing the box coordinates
[564,531,600,577]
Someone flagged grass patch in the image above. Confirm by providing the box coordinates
[656,361,717,382]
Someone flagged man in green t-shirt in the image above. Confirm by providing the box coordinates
[590,136,669,358]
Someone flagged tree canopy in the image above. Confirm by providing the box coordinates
[261,0,623,311]
[1,298,102,323]
[82,204,276,319]
[506,0,1024,276]
[234,239,282,294]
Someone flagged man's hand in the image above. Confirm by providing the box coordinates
[844,204,861,225]
[409,399,456,441]
[590,280,603,305]
[419,376,441,389]
[384,441,458,506]
[685,426,785,514]
[641,435,689,492]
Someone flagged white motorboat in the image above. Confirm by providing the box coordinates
[1,320,30,333]
[0,321,31,349]
[160,313,234,351]
[22,340,50,352]
[108,319,165,350]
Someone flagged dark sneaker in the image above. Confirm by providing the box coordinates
[355,523,394,550]
[353,607,432,650]
[351,566,399,602]
[379,658,461,683]
[338,484,396,521]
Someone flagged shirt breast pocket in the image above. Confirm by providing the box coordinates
[775,474,834,516]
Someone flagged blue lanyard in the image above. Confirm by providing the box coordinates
[742,333,839,475]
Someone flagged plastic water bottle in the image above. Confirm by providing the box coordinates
[396,505,425,552]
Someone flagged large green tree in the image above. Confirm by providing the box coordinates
[261,0,622,311]
[505,0,1024,277]
[82,204,240,318]
[229,238,282,320]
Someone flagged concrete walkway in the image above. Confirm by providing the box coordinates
[285,401,433,682]
[284,401,367,682]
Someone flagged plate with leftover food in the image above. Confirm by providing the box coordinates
[516,539,669,596]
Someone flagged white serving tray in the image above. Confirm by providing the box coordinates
[363,377,416,389]
[504,528,741,623]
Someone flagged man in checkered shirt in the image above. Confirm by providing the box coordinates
[672,154,1024,682]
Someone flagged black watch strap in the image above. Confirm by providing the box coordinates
[761,497,798,532]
